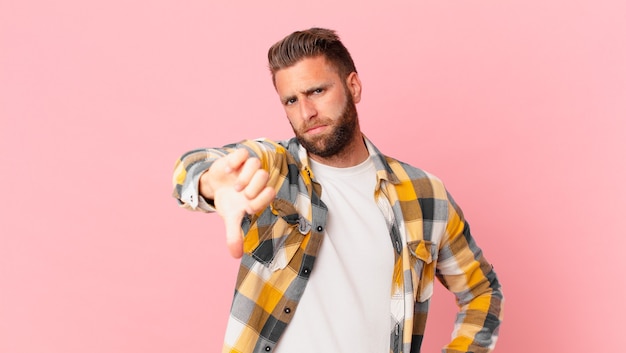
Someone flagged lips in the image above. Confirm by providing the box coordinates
[305,125,327,134]
[304,124,328,135]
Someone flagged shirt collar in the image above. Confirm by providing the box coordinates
[294,135,400,185]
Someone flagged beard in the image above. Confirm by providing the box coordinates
[293,93,359,159]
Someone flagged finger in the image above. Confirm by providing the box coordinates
[224,214,244,259]
[224,149,249,173]
[242,168,270,199]
[234,158,262,192]
[246,186,276,215]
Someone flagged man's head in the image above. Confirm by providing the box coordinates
[269,29,365,165]
[268,28,357,86]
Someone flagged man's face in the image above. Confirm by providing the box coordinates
[274,56,360,158]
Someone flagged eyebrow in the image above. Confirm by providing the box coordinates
[281,82,334,105]
[304,83,330,95]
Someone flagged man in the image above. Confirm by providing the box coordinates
[172,28,503,353]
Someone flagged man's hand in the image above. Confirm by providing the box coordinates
[200,149,276,258]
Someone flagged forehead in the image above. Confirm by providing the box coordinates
[274,56,341,95]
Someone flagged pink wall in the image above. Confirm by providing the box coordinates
[1,1,624,352]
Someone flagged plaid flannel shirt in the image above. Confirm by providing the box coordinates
[172,137,503,353]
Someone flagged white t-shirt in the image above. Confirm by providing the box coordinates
[275,157,394,352]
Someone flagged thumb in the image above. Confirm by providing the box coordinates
[224,213,244,258]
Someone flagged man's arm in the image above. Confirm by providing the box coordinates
[437,195,504,353]
[172,146,275,258]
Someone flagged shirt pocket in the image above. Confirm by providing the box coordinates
[247,198,308,272]
[408,240,438,302]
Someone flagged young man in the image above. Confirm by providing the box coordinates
[172,28,503,353]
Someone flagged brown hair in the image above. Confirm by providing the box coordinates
[268,28,357,85]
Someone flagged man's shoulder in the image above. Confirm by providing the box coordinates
[384,155,443,184]
[240,137,303,170]
[233,137,299,156]
[249,137,299,151]
[365,137,443,186]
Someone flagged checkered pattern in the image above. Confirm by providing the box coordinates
[172,137,503,353]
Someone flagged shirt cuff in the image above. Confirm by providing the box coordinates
[180,160,216,212]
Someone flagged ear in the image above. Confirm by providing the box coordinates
[345,72,362,103]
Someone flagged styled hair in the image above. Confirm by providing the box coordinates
[268,28,357,84]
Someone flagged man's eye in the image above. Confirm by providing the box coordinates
[313,88,324,94]
[286,98,297,105]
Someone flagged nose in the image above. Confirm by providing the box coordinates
[298,97,317,121]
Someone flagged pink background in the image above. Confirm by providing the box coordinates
[1,1,625,352]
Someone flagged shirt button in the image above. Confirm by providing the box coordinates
[265,346,271,351]
[316,226,323,232]
[303,268,310,275]
[284,307,291,314]
[298,216,311,234]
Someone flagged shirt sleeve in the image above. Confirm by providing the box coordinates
[172,147,228,212]
[437,192,504,353]
[171,139,286,212]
